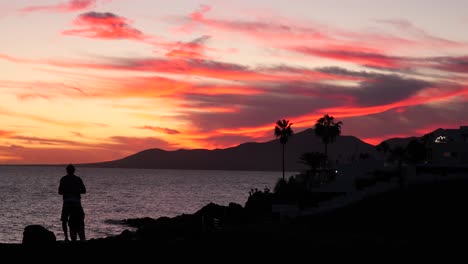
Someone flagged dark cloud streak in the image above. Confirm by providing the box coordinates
[134,126,181,135]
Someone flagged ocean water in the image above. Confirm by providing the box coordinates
[0,166,284,243]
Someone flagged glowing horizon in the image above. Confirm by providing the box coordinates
[1,0,468,164]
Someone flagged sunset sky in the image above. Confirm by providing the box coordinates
[1,0,468,164]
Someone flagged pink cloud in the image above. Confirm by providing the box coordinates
[65,57,354,82]
[320,85,468,119]
[19,0,99,13]
[431,56,468,73]
[183,5,331,45]
[291,46,406,68]
[165,35,212,60]
[376,19,468,49]
[62,11,145,40]
[0,53,32,63]
[178,5,468,65]
[178,5,407,55]
[0,51,380,83]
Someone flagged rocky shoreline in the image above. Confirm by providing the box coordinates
[3,179,468,258]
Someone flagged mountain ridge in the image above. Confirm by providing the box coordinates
[83,127,455,171]
[82,128,378,171]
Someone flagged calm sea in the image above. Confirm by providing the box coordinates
[0,166,285,244]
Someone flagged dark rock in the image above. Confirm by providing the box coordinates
[135,214,203,242]
[122,217,157,228]
[228,202,243,211]
[118,229,134,241]
[194,202,226,219]
[225,203,246,225]
[22,225,56,245]
[194,202,230,230]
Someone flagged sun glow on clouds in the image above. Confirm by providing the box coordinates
[1,2,468,163]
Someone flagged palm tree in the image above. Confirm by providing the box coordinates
[314,114,343,164]
[274,119,294,180]
[299,152,326,171]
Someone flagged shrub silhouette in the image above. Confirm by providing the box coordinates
[245,187,272,218]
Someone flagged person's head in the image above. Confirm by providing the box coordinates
[66,164,75,175]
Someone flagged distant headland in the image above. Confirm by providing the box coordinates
[81,126,468,171]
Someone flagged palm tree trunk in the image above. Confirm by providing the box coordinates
[282,144,285,180]
[324,143,328,167]
[398,159,404,188]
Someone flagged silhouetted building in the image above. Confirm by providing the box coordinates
[429,126,468,165]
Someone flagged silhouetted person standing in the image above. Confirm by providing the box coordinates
[59,164,86,241]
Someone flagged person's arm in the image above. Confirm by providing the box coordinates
[58,178,64,195]
[80,178,86,194]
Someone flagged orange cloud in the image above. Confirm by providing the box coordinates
[0,154,23,162]
[0,130,14,138]
[0,79,89,101]
[0,106,89,128]
[72,131,84,137]
[0,144,112,164]
[3,5,468,166]
[0,135,177,164]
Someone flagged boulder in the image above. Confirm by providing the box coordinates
[22,225,56,245]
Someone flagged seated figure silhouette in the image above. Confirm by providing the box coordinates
[59,164,86,241]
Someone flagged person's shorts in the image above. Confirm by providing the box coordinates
[61,203,85,227]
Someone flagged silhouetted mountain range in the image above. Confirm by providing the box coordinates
[84,129,377,171]
[381,127,465,148]
[380,137,418,148]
